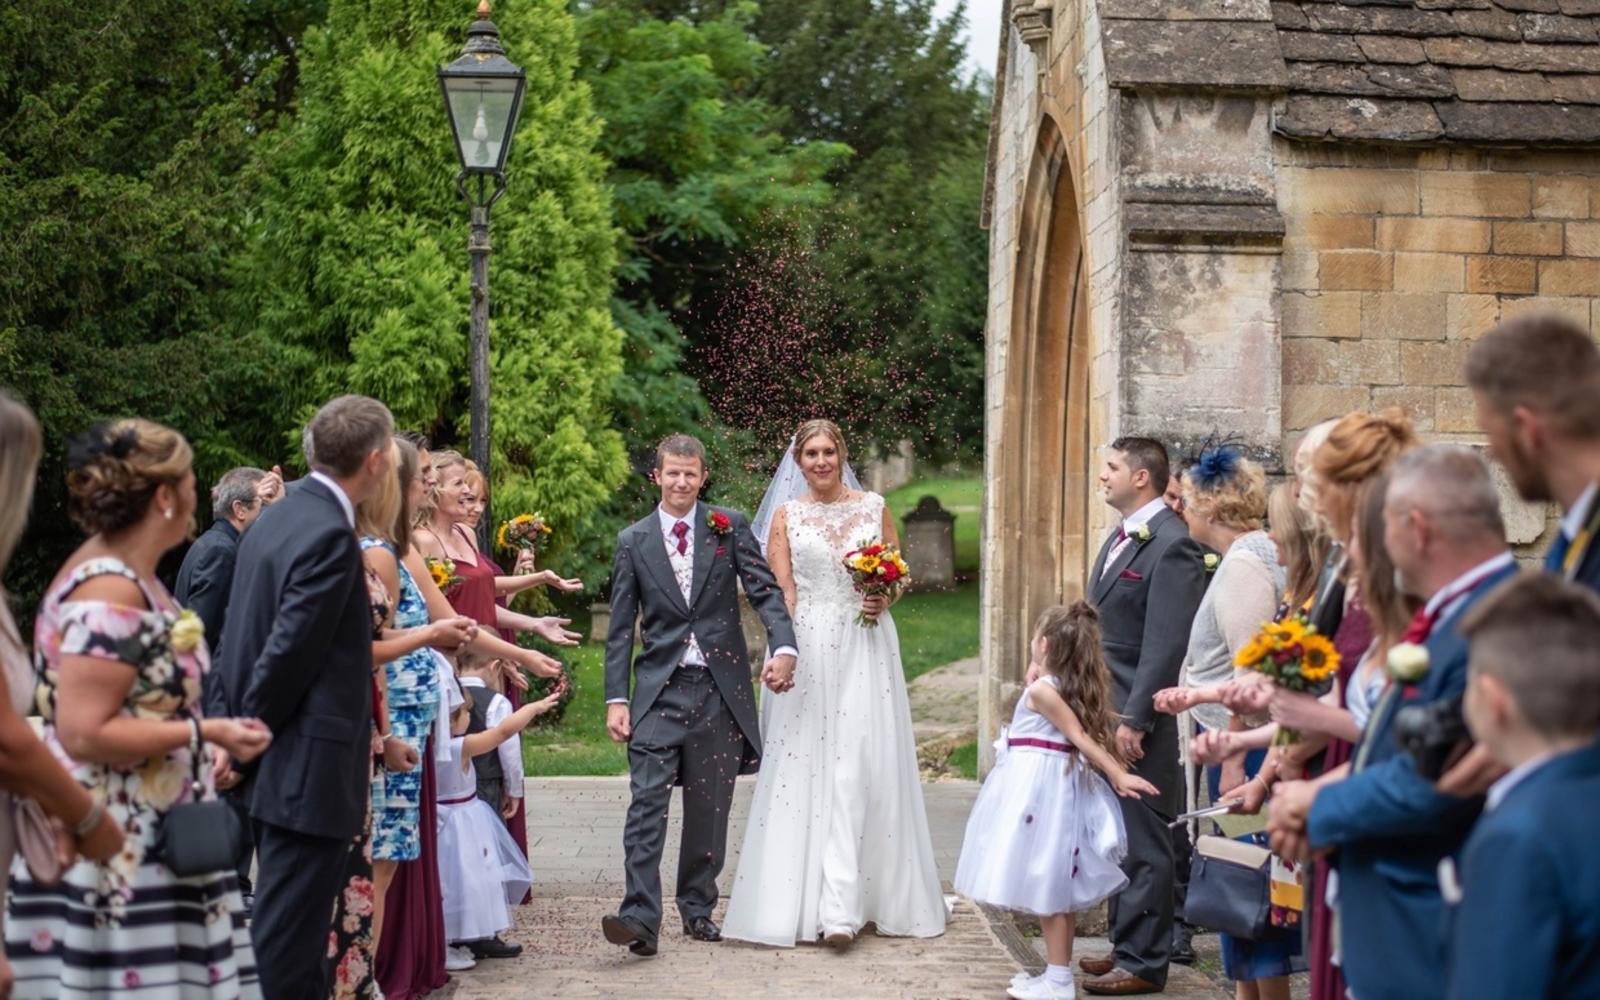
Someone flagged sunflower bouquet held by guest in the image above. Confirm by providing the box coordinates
[1233,614,1340,745]
[426,555,463,593]
[496,513,551,562]
[842,541,910,628]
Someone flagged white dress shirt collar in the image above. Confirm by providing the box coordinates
[1485,751,1557,812]
[1122,496,1170,531]
[1561,481,1599,541]
[1423,551,1515,624]
[657,503,700,538]
[458,675,487,689]
[308,471,356,529]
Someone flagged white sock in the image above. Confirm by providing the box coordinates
[1046,964,1073,987]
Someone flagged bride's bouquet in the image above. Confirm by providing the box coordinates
[842,541,911,628]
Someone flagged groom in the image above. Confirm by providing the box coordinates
[602,434,798,956]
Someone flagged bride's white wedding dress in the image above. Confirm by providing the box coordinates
[722,491,946,946]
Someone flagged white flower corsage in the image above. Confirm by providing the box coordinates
[169,609,205,654]
[1132,524,1152,544]
[1386,642,1430,683]
[1204,553,1220,573]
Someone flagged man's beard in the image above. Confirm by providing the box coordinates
[1500,436,1552,503]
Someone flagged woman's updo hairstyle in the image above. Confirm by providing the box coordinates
[791,419,847,465]
[66,419,193,537]
[1182,442,1267,533]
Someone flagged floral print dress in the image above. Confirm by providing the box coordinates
[4,557,258,998]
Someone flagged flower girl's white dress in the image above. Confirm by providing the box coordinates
[954,677,1129,916]
[436,736,532,942]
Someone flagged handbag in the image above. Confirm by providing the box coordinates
[155,718,244,878]
[1184,834,1272,940]
[11,795,66,885]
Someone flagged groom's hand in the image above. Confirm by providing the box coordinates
[606,703,632,742]
[762,653,796,693]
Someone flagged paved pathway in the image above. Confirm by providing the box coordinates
[438,777,1234,999]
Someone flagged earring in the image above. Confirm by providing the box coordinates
[163,508,174,521]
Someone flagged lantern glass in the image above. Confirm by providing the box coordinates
[442,74,521,173]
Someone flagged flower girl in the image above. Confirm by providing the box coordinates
[954,603,1158,1000]
[437,681,558,968]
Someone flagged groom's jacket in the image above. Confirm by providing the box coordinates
[605,503,796,774]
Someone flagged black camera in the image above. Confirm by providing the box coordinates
[1392,693,1472,782]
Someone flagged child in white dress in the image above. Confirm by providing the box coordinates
[955,603,1159,1000]
[436,686,557,967]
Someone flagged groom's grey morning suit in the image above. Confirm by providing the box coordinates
[1089,500,1206,988]
[605,503,796,938]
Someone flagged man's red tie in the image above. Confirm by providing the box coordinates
[672,520,689,556]
[1401,606,1435,644]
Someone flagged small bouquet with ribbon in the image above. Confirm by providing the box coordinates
[425,555,462,593]
[1232,612,1340,745]
[497,512,552,560]
[842,541,910,628]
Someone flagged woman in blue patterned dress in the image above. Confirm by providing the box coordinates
[6,419,270,998]
[358,440,477,951]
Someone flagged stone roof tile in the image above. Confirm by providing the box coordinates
[1355,34,1429,62]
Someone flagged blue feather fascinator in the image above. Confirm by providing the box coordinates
[1186,436,1244,492]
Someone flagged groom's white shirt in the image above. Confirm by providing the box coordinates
[605,503,795,705]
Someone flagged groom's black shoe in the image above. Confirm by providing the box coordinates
[602,914,658,956]
[685,916,722,942]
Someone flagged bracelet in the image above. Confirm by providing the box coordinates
[73,798,106,838]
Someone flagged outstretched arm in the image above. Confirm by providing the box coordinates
[1027,681,1158,799]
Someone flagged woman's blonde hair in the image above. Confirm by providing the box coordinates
[1268,481,1330,609]
[1033,602,1124,766]
[1183,456,1267,533]
[791,419,848,465]
[462,465,487,499]
[0,393,42,574]
[1354,472,1420,653]
[356,442,402,545]
[1293,418,1338,523]
[1311,409,1418,540]
[65,418,193,537]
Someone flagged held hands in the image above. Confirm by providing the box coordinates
[1188,728,1237,765]
[1112,771,1160,799]
[204,718,272,764]
[762,653,797,693]
[529,616,581,647]
[429,616,477,650]
[211,746,241,792]
[1115,724,1146,763]
[606,703,632,743]
[1152,686,1199,715]
[1220,675,1274,715]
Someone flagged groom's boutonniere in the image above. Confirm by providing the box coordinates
[1204,553,1220,574]
[1132,523,1152,545]
[707,510,732,537]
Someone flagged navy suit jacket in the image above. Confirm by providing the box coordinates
[215,477,372,841]
[1306,561,1519,1000]
[174,519,241,719]
[1447,740,1600,1000]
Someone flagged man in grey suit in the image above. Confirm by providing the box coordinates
[1080,437,1207,996]
[601,434,798,956]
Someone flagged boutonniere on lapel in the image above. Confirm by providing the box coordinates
[1386,642,1430,691]
[1131,523,1152,545]
[1203,553,1220,574]
[707,510,732,537]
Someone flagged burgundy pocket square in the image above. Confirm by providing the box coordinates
[1119,569,1144,581]
[716,546,727,557]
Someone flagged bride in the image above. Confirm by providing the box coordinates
[722,419,946,947]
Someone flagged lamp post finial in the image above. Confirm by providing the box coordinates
[477,0,491,18]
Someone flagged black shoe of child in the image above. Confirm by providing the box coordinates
[467,936,524,959]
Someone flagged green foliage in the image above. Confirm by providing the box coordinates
[234,0,628,581]
[895,580,980,681]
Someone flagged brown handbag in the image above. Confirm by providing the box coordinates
[11,795,66,885]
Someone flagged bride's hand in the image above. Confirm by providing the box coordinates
[762,653,796,693]
[860,594,889,621]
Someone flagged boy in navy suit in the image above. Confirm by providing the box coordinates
[1448,573,1600,1000]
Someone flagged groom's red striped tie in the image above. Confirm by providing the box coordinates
[672,520,689,555]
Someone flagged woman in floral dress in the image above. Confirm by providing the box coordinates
[5,419,270,998]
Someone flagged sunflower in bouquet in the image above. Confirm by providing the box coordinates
[425,555,463,593]
[1233,612,1340,745]
[842,541,911,628]
[497,512,552,558]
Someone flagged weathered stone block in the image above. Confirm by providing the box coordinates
[1275,95,1445,143]
[1548,76,1600,104]
[1423,37,1600,73]
[1450,9,1523,41]
[1401,341,1474,386]
[1421,172,1533,218]
[1321,250,1394,290]
[1363,292,1449,340]
[1539,258,1600,295]
[1280,30,1364,63]
[1283,339,1337,383]
[1394,253,1467,292]
[1376,217,1492,253]
[1517,11,1600,42]
[1103,20,1290,90]
[1435,386,1482,433]
[1339,339,1403,385]
[1279,166,1420,215]
[1451,68,1554,102]
[1467,255,1538,294]
[1499,295,1593,328]
[1483,454,1549,545]
[1288,215,1375,250]
[1102,0,1274,18]
[1446,293,1502,339]
[1493,220,1564,256]
[1289,62,1454,99]
[1373,386,1437,432]
[1437,101,1600,144]
[1534,176,1590,218]
[1285,384,1371,431]
[1355,34,1427,64]
[1282,290,1363,339]
[1565,221,1600,256]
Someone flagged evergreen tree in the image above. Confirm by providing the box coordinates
[234,0,626,578]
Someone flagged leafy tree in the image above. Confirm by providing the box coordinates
[233,0,627,580]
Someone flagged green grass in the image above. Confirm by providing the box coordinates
[520,645,628,776]
[893,579,981,681]
[884,474,982,574]
[947,740,978,780]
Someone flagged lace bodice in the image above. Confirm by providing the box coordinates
[785,492,887,608]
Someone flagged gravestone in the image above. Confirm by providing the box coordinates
[903,496,957,591]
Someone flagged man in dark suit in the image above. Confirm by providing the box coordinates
[217,395,393,1000]
[1447,573,1600,1000]
[600,434,796,956]
[1079,437,1206,996]
[175,464,277,906]
[1268,446,1517,1000]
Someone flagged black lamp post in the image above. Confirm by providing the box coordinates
[439,0,526,552]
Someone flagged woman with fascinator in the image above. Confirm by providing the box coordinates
[722,420,946,948]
